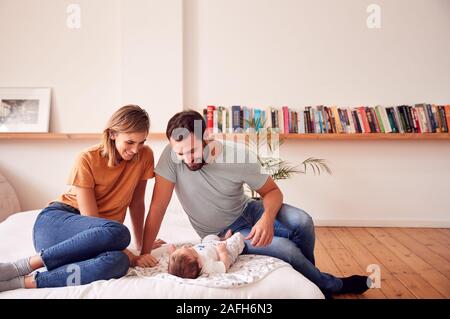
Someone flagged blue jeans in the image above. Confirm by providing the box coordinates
[218,200,343,293]
[32,202,131,288]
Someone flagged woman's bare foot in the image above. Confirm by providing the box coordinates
[29,255,44,270]
[24,274,37,289]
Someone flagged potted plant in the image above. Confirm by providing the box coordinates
[245,118,332,199]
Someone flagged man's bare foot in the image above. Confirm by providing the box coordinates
[221,229,233,240]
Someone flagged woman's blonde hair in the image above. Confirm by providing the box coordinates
[100,105,150,167]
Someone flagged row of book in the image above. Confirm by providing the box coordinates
[202,104,450,134]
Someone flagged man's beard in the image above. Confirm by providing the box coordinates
[184,159,206,171]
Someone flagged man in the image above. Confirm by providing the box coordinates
[139,110,370,297]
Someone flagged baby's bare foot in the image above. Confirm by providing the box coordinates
[221,229,233,240]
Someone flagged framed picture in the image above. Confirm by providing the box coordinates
[0,88,51,132]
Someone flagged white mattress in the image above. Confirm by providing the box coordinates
[0,210,324,299]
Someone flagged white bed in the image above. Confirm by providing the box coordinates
[0,209,324,299]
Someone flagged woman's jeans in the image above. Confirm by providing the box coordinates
[218,200,343,293]
[32,202,131,288]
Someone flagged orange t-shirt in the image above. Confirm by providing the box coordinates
[58,144,155,223]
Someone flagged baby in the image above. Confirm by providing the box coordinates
[168,230,245,279]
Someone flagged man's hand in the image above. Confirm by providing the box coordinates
[135,254,159,268]
[245,215,274,247]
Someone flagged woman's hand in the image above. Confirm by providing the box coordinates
[135,254,159,268]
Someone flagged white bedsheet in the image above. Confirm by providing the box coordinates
[0,210,324,299]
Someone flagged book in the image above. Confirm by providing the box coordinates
[416,104,429,132]
[282,106,289,134]
[394,107,405,133]
[331,107,343,133]
[369,107,381,133]
[345,108,355,134]
[425,104,436,133]
[415,104,428,133]
[304,107,312,133]
[298,108,305,134]
[338,108,347,133]
[351,109,362,133]
[278,108,284,133]
[411,107,421,133]
[397,106,409,133]
[438,106,448,133]
[404,105,415,133]
[231,105,241,132]
[254,109,262,132]
[206,105,215,133]
[202,108,207,124]
[432,105,441,133]
[310,107,316,133]
[355,109,364,133]
[379,105,392,133]
[444,105,450,133]
[385,107,398,133]
[357,107,370,133]
[365,107,376,133]
[374,106,386,133]
[270,108,276,129]
[314,109,320,133]
[213,108,218,133]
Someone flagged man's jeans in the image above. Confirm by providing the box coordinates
[32,202,131,288]
[219,200,343,292]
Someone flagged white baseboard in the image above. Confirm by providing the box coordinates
[314,219,450,228]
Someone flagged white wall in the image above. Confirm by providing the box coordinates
[0,0,449,226]
[277,140,450,227]
[184,0,450,106]
[0,0,183,215]
[121,0,183,132]
[0,0,122,132]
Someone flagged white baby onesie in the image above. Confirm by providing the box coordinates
[193,232,245,275]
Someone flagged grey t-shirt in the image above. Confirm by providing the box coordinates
[154,141,269,238]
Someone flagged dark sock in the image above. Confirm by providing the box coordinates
[338,275,371,294]
[322,290,334,300]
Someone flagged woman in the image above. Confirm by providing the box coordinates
[0,105,161,292]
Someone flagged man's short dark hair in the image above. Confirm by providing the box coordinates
[166,110,206,141]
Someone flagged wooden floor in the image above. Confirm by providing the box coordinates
[315,227,450,299]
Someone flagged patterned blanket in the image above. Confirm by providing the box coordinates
[127,246,290,289]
